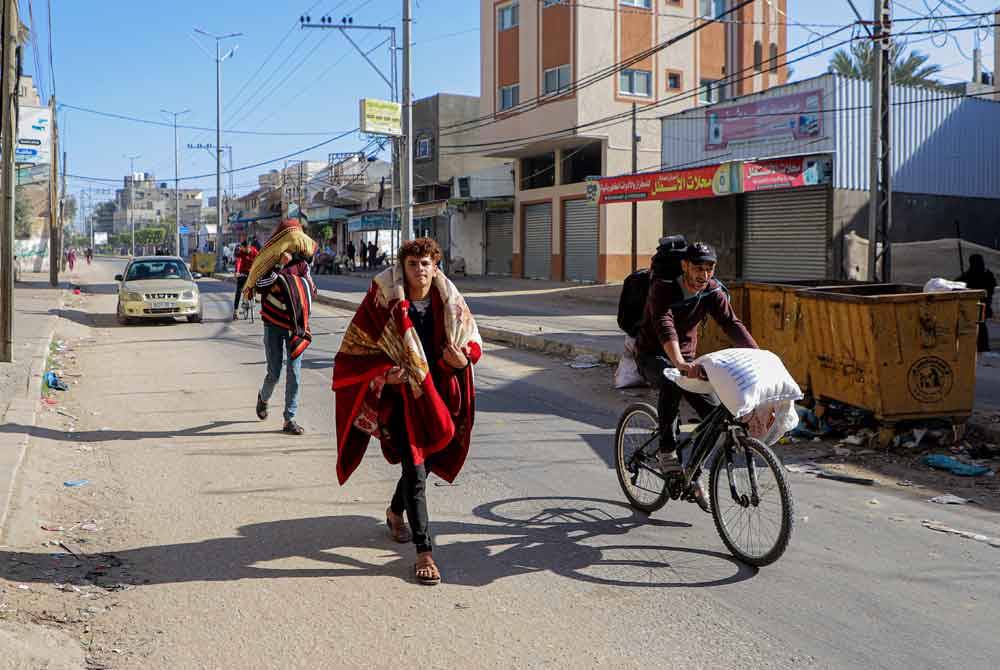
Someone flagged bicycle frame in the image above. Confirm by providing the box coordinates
[626,404,763,506]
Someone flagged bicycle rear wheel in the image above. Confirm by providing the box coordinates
[615,403,669,513]
[709,435,793,567]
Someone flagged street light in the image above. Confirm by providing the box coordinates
[192,28,241,268]
[161,108,190,258]
[123,154,141,256]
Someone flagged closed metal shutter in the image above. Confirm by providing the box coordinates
[563,199,599,282]
[485,211,514,276]
[523,203,552,280]
[743,187,829,281]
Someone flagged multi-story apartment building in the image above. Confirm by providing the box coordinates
[477,0,787,282]
[112,173,203,234]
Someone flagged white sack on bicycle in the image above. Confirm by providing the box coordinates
[694,348,803,420]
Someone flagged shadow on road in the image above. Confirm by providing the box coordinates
[0,497,755,591]
[0,419,270,443]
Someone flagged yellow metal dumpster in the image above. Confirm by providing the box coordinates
[798,284,984,431]
[697,280,747,357]
[191,253,216,275]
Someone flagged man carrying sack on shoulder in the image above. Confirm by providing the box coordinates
[332,237,483,586]
[244,218,318,436]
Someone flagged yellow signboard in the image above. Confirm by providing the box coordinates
[359,98,402,136]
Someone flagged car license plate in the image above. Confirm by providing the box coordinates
[152,301,176,310]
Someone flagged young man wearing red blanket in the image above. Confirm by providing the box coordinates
[333,238,482,585]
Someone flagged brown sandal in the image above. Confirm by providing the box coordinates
[386,508,411,544]
[414,553,441,586]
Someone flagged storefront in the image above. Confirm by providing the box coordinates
[347,212,400,265]
[656,73,1000,283]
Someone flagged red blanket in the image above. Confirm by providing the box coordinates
[332,268,483,485]
[260,272,313,360]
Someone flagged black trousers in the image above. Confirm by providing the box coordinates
[388,400,432,553]
[637,352,719,454]
[233,274,248,312]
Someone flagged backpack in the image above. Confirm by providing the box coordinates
[616,235,689,337]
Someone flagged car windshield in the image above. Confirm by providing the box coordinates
[125,260,192,282]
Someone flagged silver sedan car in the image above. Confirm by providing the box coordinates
[115,256,203,324]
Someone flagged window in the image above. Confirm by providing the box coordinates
[620,0,652,8]
[561,142,602,185]
[416,136,432,160]
[499,83,520,111]
[458,177,471,198]
[543,64,571,95]
[753,40,763,71]
[497,2,519,31]
[769,43,779,72]
[699,79,720,104]
[666,70,682,90]
[700,0,725,18]
[542,0,564,6]
[619,69,652,97]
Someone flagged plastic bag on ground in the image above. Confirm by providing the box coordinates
[614,337,645,389]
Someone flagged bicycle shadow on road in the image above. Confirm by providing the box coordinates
[0,497,755,592]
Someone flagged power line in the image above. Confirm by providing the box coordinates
[57,103,354,136]
[439,21,855,154]
[439,0,756,137]
[65,128,360,184]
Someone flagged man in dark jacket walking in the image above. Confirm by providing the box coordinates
[635,243,758,497]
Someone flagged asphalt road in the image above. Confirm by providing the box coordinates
[3,258,998,669]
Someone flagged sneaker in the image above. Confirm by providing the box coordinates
[656,449,682,473]
[256,393,268,420]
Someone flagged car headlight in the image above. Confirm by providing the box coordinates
[182,290,196,300]
[124,291,143,301]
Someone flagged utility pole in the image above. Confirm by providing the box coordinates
[193,28,240,266]
[123,153,140,257]
[59,150,66,262]
[163,108,190,256]
[48,96,59,286]
[631,102,638,274]
[402,0,413,241]
[868,0,892,282]
[0,0,18,362]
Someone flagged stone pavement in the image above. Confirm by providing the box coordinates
[0,272,63,541]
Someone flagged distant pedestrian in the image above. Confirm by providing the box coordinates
[66,248,76,271]
[368,241,378,270]
[233,240,259,319]
[333,237,483,585]
[958,253,996,353]
[245,219,318,435]
[347,240,356,271]
[85,247,93,265]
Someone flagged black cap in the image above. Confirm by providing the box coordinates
[684,242,717,263]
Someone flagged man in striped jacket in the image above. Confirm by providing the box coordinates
[253,245,317,436]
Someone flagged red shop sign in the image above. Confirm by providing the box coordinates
[596,164,734,205]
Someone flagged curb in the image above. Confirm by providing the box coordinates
[0,320,58,543]
[212,273,623,365]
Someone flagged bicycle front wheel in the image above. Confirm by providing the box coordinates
[709,435,794,567]
[615,403,669,514]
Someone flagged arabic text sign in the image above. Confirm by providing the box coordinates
[16,106,52,164]
[705,90,823,151]
[597,164,733,205]
[742,156,831,192]
[359,98,402,136]
[348,213,393,233]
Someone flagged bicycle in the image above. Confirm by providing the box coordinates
[238,292,256,323]
[614,379,794,567]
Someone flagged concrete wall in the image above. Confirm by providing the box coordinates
[834,189,1000,282]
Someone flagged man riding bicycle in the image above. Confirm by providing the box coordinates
[634,243,757,493]
[233,239,258,320]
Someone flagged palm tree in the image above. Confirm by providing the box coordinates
[829,41,943,89]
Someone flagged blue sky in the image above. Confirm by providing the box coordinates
[21,0,996,224]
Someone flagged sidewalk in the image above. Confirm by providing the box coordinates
[220,270,629,363]
[0,273,63,541]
